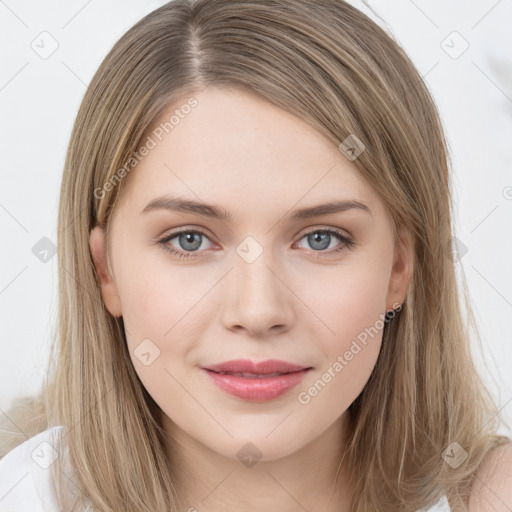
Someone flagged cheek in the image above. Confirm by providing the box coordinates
[114,247,203,337]
[119,272,198,411]
[298,261,390,399]
[117,264,211,384]
[303,259,390,345]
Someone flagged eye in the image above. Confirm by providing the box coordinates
[295,228,355,256]
[157,227,215,259]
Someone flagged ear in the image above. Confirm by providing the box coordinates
[386,227,413,311]
[89,225,122,318]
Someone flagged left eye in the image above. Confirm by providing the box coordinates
[295,229,352,252]
[157,227,354,259]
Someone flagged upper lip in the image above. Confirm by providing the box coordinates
[202,359,311,375]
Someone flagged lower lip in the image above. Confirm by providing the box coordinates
[202,368,311,402]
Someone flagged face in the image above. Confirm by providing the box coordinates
[90,86,411,463]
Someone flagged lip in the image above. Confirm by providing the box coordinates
[200,359,312,402]
[203,359,310,375]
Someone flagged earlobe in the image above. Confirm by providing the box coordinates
[89,225,123,318]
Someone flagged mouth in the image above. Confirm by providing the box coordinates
[200,359,312,401]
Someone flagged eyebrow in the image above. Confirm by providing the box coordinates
[141,196,372,222]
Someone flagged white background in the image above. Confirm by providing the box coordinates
[0,3,511,508]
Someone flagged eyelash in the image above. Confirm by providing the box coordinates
[157,226,356,260]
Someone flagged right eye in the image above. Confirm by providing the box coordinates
[157,228,216,259]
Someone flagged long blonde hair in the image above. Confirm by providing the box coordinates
[1,0,509,510]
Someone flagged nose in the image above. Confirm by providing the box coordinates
[221,249,294,337]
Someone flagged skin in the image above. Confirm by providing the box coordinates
[467,444,512,511]
[89,86,413,511]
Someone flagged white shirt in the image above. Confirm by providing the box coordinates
[0,426,66,512]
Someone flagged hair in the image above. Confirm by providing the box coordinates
[1,0,510,510]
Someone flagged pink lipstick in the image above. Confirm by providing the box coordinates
[201,359,311,402]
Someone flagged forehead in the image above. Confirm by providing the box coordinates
[115,87,385,220]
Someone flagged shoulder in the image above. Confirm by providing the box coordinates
[468,443,512,511]
[0,426,65,512]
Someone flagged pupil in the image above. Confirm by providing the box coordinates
[181,232,201,251]
[310,232,329,250]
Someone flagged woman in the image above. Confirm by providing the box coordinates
[1,1,510,510]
